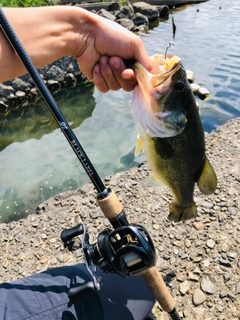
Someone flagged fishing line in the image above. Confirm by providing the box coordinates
[165,16,177,60]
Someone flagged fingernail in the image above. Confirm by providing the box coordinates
[94,64,100,73]
[122,73,132,80]
[110,57,121,69]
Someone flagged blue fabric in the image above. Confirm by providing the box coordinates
[0,264,155,320]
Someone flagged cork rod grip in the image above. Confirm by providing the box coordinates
[97,190,123,219]
[141,266,175,312]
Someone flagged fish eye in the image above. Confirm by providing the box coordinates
[175,81,185,92]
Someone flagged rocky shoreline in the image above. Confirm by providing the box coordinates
[0,1,168,111]
[0,117,240,319]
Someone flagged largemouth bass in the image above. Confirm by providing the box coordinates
[132,54,217,222]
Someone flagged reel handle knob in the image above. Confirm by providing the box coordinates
[61,224,84,243]
[68,282,97,303]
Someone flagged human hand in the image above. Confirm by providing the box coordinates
[92,55,136,93]
[73,11,159,93]
[0,7,159,87]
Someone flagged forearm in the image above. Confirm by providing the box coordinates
[0,6,93,82]
[0,6,155,92]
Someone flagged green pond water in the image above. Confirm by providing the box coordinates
[0,0,240,223]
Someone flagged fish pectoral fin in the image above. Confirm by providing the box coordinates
[134,135,144,157]
[197,158,217,195]
[145,174,166,189]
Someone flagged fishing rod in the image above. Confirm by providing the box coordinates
[0,9,181,320]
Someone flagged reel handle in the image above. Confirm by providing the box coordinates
[68,282,97,303]
[61,224,84,243]
[97,190,177,316]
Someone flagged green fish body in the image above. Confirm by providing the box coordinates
[133,55,217,222]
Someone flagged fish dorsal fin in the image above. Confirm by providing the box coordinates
[134,135,144,157]
[197,158,217,195]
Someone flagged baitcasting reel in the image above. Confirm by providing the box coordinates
[61,223,156,302]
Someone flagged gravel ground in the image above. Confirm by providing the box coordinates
[0,117,239,319]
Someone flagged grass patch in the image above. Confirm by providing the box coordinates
[0,0,54,7]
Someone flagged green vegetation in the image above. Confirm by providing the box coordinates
[0,0,54,7]
[118,0,128,6]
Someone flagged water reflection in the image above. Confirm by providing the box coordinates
[0,81,96,222]
[0,80,95,151]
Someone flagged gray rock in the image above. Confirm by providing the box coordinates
[206,239,215,249]
[98,8,116,21]
[179,280,190,295]
[15,91,26,100]
[116,18,135,31]
[46,79,61,92]
[201,201,214,209]
[157,5,169,16]
[221,242,229,252]
[192,221,204,230]
[132,2,159,22]
[218,258,232,268]
[133,12,149,26]
[201,277,217,294]
[188,272,199,282]
[115,5,134,19]
[108,2,120,11]
[11,78,31,91]
[235,283,240,295]
[193,288,206,306]
[0,100,8,112]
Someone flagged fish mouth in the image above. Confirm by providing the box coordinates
[151,57,187,134]
[133,54,181,88]
[133,55,182,106]
[150,58,181,88]
[132,54,187,138]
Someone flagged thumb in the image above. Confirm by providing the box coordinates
[134,46,160,75]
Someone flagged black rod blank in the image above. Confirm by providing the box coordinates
[0,8,108,196]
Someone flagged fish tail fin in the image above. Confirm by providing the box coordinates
[168,202,197,222]
[197,157,217,195]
